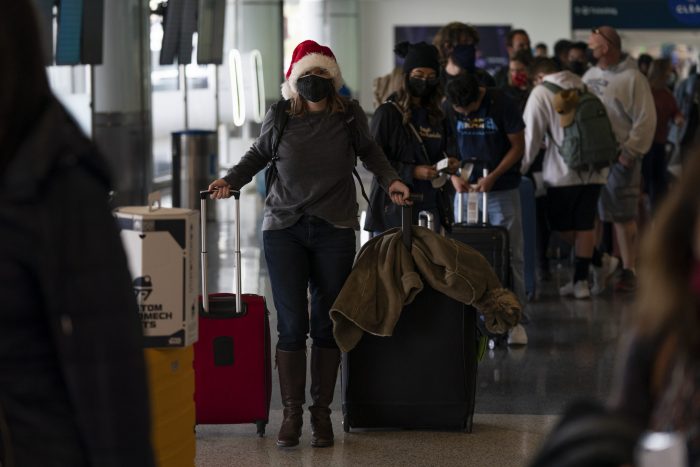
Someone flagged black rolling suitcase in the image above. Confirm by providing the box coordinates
[450,172,511,288]
[341,200,479,433]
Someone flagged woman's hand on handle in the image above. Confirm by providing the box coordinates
[208,179,232,199]
[388,180,412,206]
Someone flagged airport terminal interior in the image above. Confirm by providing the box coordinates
[6,0,700,466]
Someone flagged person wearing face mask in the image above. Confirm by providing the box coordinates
[208,40,411,449]
[432,22,496,89]
[568,42,589,77]
[364,41,460,234]
[443,43,497,88]
[444,73,528,345]
[493,29,533,89]
[504,49,532,114]
[583,26,656,294]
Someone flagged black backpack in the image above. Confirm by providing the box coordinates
[264,99,370,207]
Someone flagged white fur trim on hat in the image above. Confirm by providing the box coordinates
[281,53,343,99]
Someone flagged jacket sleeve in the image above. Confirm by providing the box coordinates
[521,87,549,174]
[222,103,277,189]
[624,73,657,159]
[353,102,402,191]
[368,102,415,187]
[45,161,155,466]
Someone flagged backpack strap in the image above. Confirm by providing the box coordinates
[343,100,372,210]
[542,81,565,151]
[265,99,291,192]
[542,81,563,94]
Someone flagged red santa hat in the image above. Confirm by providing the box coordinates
[281,40,343,100]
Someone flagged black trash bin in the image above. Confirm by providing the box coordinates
[172,130,218,219]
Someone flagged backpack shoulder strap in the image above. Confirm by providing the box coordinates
[265,99,290,192]
[342,99,372,209]
[271,99,290,159]
[542,81,563,93]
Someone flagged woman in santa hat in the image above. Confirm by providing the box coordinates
[209,40,410,449]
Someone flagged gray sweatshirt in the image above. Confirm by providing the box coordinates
[223,100,400,230]
[583,55,657,160]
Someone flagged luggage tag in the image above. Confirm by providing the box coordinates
[431,157,452,188]
[467,191,479,224]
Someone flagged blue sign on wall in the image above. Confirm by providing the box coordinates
[668,0,700,25]
[573,0,700,29]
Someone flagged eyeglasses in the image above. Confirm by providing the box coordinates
[592,27,616,46]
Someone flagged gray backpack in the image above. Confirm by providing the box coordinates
[543,82,618,171]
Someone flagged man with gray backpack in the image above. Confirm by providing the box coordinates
[521,57,616,298]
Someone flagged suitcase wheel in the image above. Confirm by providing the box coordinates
[256,420,266,437]
[342,415,350,433]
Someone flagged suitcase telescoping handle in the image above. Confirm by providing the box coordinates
[457,168,489,225]
[395,193,424,249]
[199,189,242,316]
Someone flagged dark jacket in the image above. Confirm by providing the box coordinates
[364,98,454,232]
[0,98,154,467]
[223,98,400,231]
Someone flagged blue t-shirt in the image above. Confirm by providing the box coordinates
[411,107,444,208]
[453,88,525,191]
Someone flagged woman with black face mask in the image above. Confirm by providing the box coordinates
[364,41,460,235]
[209,40,410,449]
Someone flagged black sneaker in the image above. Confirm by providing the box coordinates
[615,269,637,293]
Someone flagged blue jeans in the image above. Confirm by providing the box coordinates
[263,215,356,351]
[454,188,526,305]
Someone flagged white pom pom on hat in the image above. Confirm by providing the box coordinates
[281,40,343,100]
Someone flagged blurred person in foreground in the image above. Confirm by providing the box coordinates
[0,2,154,466]
[610,144,700,467]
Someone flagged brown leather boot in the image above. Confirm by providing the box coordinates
[309,346,341,448]
[276,349,306,447]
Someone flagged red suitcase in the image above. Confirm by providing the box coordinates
[194,190,272,436]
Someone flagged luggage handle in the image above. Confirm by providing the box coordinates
[397,193,424,249]
[457,168,489,225]
[199,189,244,316]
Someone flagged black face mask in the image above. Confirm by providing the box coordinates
[296,75,333,102]
[569,61,587,76]
[408,77,439,98]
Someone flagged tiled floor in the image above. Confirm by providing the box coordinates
[195,184,633,467]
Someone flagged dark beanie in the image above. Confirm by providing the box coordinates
[450,44,476,73]
[394,41,440,73]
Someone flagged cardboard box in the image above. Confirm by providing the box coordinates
[115,207,199,347]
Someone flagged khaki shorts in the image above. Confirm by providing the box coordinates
[598,159,641,223]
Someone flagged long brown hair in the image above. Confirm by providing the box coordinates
[391,75,444,127]
[635,143,700,350]
[647,58,672,91]
[288,85,346,117]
